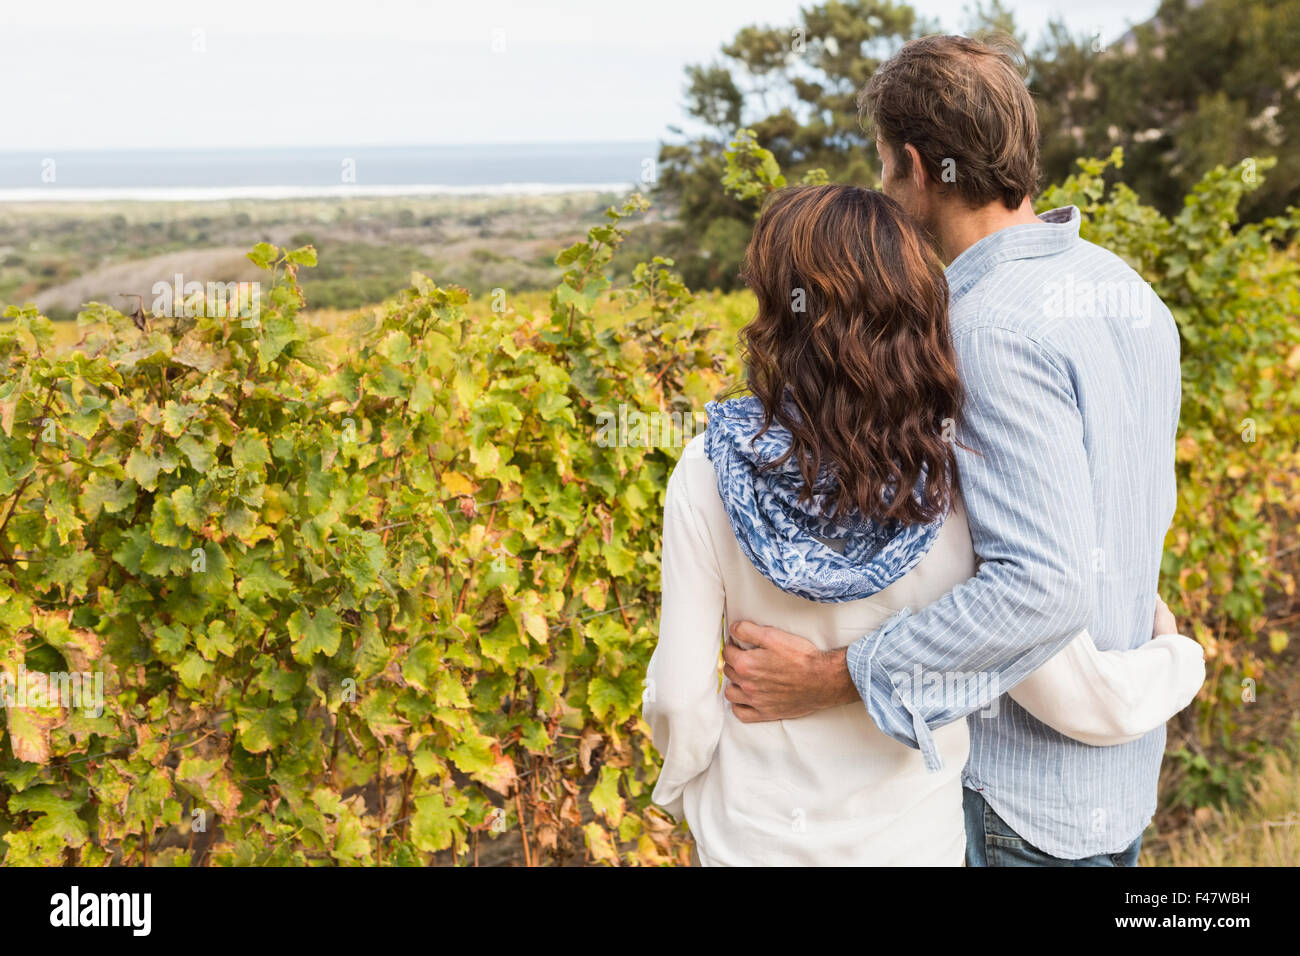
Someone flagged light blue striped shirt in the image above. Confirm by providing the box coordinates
[845,206,1181,859]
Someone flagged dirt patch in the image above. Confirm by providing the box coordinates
[32,246,263,315]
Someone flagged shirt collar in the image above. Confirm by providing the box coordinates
[944,205,1082,301]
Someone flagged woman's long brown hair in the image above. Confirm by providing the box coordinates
[739,184,961,524]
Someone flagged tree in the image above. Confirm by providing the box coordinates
[653,1,938,290]
[654,0,1300,290]
[1031,0,1300,221]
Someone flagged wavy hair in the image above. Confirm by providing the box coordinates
[739,183,961,524]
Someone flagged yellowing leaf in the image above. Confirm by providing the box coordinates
[442,471,476,496]
[583,822,620,866]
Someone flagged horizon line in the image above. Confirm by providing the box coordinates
[0,139,666,156]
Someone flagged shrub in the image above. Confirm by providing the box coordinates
[0,200,730,865]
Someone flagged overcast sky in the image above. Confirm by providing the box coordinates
[0,0,1157,151]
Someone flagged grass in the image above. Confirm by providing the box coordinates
[31,285,758,368]
[1143,747,1300,865]
[0,191,628,319]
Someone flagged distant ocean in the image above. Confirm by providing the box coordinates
[0,142,656,202]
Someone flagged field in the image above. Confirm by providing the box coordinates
[0,191,643,323]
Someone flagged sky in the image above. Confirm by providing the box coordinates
[0,0,1159,151]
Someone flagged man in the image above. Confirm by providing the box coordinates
[722,34,1182,866]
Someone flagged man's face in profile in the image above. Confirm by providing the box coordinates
[876,136,902,197]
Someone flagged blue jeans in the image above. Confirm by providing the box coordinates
[962,787,1142,867]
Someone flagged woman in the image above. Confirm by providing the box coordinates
[643,184,1204,866]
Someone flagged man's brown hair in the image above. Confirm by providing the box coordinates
[858,34,1039,210]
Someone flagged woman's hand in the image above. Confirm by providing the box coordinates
[1153,595,1178,637]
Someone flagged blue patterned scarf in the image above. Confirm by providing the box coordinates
[703,396,947,603]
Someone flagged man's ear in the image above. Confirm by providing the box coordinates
[903,143,930,194]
